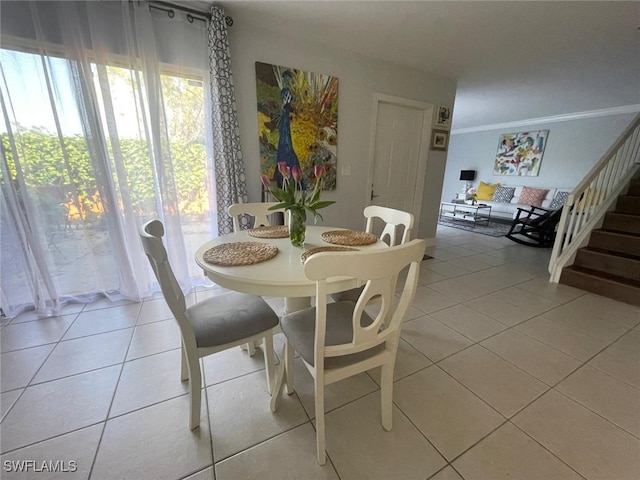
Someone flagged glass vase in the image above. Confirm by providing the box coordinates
[288,208,307,247]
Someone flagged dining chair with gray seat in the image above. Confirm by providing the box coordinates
[139,219,279,430]
[364,205,414,247]
[228,201,288,231]
[228,201,288,355]
[331,205,414,302]
[270,239,426,464]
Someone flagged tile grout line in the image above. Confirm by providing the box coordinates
[86,306,140,480]
[0,308,83,431]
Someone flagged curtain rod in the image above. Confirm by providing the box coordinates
[148,1,234,26]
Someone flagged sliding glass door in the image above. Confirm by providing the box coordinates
[0,1,216,317]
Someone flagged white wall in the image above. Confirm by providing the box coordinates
[442,113,636,202]
[225,15,456,239]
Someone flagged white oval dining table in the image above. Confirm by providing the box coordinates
[194,225,387,313]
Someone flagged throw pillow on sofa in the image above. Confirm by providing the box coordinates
[476,181,500,200]
[518,186,549,207]
[549,190,569,209]
[493,186,515,202]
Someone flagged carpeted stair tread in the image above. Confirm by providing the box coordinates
[564,265,640,286]
[581,246,640,262]
[574,247,640,282]
[560,266,640,307]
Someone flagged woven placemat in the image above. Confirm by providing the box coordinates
[203,242,278,266]
[300,246,357,264]
[248,225,289,239]
[321,230,377,246]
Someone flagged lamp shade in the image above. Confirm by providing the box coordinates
[459,170,476,181]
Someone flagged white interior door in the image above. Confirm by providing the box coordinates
[369,95,432,237]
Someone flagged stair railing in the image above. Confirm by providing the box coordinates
[549,112,640,282]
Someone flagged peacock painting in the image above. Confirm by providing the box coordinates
[255,62,339,190]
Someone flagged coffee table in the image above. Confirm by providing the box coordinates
[440,201,492,227]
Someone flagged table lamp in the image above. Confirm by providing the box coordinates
[459,170,476,194]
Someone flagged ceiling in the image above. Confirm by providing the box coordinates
[206,1,639,130]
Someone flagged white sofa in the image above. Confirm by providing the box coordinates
[477,185,572,220]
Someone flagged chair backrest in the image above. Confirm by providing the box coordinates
[527,209,562,236]
[542,209,563,227]
[304,239,426,368]
[139,220,191,335]
[364,205,414,246]
[228,202,287,231]
[525,208,562,228]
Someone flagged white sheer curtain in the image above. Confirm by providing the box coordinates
[0,1,217,318]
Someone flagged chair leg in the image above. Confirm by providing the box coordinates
[381,362,394,431]
[285,340,295,395]
[246,341,257,356]
[269,341,296,412]
[180,343,189,382]
[187,354,202,430]
[263,332,275,395]
[270,344,287,413]
[314,376,327,465]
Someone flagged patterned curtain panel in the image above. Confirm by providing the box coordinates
[208,6,248,234]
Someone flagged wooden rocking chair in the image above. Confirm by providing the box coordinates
[505,206,562,248]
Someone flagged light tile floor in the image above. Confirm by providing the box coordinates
[1,224,639,479]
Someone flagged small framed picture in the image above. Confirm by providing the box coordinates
[435,105,452,129]
[430,129,449,151]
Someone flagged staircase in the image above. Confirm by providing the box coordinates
[559,177,640,306]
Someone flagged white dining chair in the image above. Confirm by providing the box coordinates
[139,220,279,430]
[332,205,414,302]
[228,201,288,231]
[228,201,288,355]
[270,239,426,464]
[364,205,414,247]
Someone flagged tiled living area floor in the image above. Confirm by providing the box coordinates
[1,223,639,480]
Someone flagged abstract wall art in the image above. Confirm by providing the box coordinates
[493,130,549,176]
[255,62,339,190]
